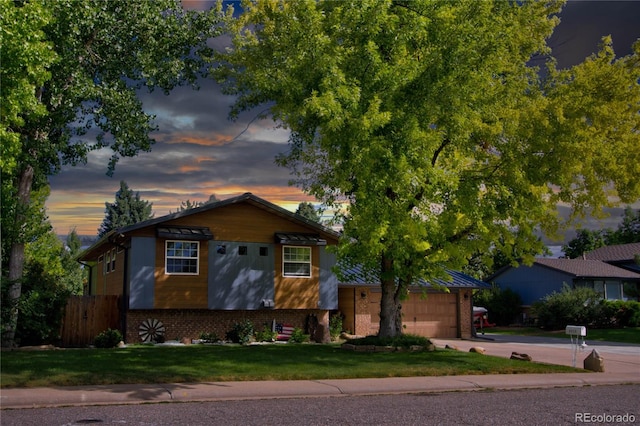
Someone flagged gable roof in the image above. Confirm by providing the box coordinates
[79,193,340,260]
[534,258,640,280]
[584,243,640,262]
[338,264,489,289]
[115,192,339,237]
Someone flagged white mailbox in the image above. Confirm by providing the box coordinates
[565,325,587,336]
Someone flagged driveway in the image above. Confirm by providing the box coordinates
[432,333,640,375]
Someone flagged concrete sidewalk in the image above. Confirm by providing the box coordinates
[2,336,638,409]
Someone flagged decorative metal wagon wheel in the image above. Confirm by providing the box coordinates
[138,318,165,343]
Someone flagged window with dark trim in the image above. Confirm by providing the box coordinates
[165,241,199,275]
[283,246,311,277]
[239,246,248,255]
[260,247,268,256]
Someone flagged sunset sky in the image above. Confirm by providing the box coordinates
[46,1,640,237]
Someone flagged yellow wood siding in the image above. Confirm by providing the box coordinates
[274,245,320,309]
[367,291,458,338]
[165,203,322,243]
[154,239,208,309]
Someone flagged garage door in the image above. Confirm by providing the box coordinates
[368,291,458,338]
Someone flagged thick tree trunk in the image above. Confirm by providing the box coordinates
[2,165,34,348]
[377,253,403,338]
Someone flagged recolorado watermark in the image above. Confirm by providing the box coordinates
[575,412,636,423]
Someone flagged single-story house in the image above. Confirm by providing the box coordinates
[77,193,487,343]
[490,258,640,307]
[584,242,640,274]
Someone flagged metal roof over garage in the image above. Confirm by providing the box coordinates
[338,264,489,289]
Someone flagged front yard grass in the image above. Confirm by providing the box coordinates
[488,327,640,344]
[0,343,580,388]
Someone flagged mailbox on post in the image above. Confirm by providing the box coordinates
[565,325,586,337]
[566,325,587,367]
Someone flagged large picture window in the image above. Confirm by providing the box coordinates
[166,241,199,275]
[283,246,311,277]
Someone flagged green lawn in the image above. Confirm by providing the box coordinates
[0,343,580,388]
[488,327,640,345]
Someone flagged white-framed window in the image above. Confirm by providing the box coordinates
[165,240,199,275]
[282,246,311,278]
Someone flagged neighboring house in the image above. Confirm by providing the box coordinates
[584,242,640,273]
[490,258,640,307]
[338,266,490,339]
[79,193,341,343]
[77,192,489,343]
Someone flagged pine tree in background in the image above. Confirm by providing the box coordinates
[98,181,153,237]
[295,202,322,223]
[172,194,219,213]
[563,208,640,258]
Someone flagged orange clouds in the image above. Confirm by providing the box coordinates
[48,184,316,236]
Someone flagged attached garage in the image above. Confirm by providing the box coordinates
[338,270,489,339]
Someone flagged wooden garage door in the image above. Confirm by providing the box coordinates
[368,291,458,338]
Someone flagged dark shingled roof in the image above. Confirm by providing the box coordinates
[534,258,640,279]
[339,264,490,289]
[584,243,640,262]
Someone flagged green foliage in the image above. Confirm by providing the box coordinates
[98,181,154,236]
[1,225,83,346]
[0,0,55,175]
[94,329,123,349]
[255,326,277,343]
[532,285,604,330]
[295,202,322,223]
[1,0,220,347]
[226,320,254,344]
[351,334,430,349]
[288,328,310,343]
[597,300,640,328]
[329,313,343,340]
[474,285,524,326]
[217,0,640,338]
[562,208,640,258]
[198,332,219,343]
[563,229,608,259]
[173,194,219,213]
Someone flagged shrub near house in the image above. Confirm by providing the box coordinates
[532,286,640,330]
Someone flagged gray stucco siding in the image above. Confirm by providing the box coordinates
[128,237,156,309]
[319,247,338,310]
[208,241,275,310]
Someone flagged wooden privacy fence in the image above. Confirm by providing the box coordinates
[60,295,120,347]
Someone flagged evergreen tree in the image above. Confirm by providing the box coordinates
[295,202,322,223]
[173,194,219,213]
[98,181,153,237]
[562,207,640,258]
[608,207,640,245]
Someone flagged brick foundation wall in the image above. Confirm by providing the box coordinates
[354,286,372,336]
[126,309,330,343]
[458,289,473,338]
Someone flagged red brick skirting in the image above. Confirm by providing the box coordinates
[126,309,329,344]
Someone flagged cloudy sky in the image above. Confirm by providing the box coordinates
[46,1,640,237]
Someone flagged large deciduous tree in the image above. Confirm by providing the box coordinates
[1,0,219,348]
[215,0,640,337]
